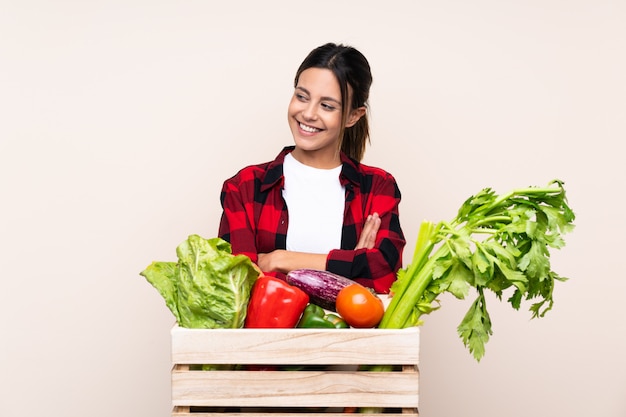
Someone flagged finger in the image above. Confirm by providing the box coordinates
[364,216,381,249]
[355,213,381,250]
[355,216,372,247]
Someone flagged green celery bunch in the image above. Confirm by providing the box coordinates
[380,179,576,361]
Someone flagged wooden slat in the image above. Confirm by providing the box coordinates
[171,327,419,365]
[172,410,418,417]
[172,370,419,408]
[170,325,420,415]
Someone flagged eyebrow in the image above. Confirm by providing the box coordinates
[295,86,342,106]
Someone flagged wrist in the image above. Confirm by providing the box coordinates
[273,249,288,274]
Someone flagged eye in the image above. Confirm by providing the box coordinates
[295,92,308,102]
[321,102,337,111]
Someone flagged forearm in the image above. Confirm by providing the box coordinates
[257,250,327,274]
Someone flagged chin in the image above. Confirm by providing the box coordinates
[292,139,317,152]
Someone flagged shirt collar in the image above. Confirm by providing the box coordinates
[261,146,361,192]
[339,152,360,187]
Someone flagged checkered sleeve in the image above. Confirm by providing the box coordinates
[327,169,405,293]
[218,168,260,264]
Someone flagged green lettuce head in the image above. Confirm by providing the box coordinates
[140,235,259,329]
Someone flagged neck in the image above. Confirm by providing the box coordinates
[290,148,341,169]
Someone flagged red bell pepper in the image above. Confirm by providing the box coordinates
[244,276,310,328]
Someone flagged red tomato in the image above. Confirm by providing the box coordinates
[336,284,385,328]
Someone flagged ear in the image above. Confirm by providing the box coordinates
[345,106,366,128]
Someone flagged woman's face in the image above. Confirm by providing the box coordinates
[288,68,353,168]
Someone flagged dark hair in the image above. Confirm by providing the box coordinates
[294,43,373,162]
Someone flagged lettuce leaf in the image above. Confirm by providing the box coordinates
[140,235,259,328]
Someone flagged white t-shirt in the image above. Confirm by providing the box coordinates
[282,153,345,253]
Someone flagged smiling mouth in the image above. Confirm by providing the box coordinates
[299,122,322,133]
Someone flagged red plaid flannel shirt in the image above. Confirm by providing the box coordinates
[218,146,405,293]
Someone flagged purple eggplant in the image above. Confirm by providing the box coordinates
[286,269,356,311]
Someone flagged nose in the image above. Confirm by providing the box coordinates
[302,102,318,121]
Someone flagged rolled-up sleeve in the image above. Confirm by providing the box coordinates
[326,170,405,293]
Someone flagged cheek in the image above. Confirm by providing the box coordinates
[287,97,301,115]
[325,113,343,130]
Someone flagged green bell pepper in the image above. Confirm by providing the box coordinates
[297,304,349,329]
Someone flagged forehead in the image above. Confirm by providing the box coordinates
[296,68,341,101]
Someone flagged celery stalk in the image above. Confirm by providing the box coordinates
[378,180,575,361]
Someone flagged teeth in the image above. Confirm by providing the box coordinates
[300,122,320,133]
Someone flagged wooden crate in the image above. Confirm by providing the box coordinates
[170,326,419,416]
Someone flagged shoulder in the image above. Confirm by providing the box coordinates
[340,155,401,200]
[222,146,293,188]
[223,160,272,186]
[355,160,397,181]
[341,154,398,184]
[357,162,401,197]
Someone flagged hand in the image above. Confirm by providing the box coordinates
[257,250,283,273]
[355,212,381,250]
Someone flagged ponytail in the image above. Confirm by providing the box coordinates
[341,113,370,162]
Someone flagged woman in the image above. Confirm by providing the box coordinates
[218,43,405,293]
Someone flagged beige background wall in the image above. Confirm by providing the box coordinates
[1,1,624,416]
